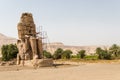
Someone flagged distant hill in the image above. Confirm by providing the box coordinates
[46,42,109,55]
[0,33,109,56]
[0,33,17,47]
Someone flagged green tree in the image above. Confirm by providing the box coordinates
[1,45,8,61]
[43,50,52,58]
[53,48,63,59]
[109,44,120,57]
[1,44,18,61]
[62,50,72,59]
[96,47,112,60]
[77,50,86,59]
[96,47,102,55]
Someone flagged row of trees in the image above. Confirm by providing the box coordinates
[43,48,73,59]
[96,44,120,60]
[43,48,86,59]
[1,44,120,61]
[44,44,120,60]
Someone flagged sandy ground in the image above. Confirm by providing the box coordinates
[0,63,120,80]
[0,62,120,80]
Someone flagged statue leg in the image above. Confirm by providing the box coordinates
[20,54,25,66]
[17,54,20,65]
[30,37,38,59]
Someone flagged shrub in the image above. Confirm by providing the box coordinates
[103,52,112,60]
[53,48,63,59]
[71,55,78,58]
[77,50,86,59]
[1,44,18,61]
[96,47,112,60]
[62,50,72,59]
[109,44,120,57]
[43,50,52,58]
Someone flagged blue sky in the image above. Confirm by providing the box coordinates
[0,0,120,46]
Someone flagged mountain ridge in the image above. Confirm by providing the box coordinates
[0,33,17,47]
[0,33,109,55]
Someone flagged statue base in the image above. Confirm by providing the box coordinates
[24,59,53,67]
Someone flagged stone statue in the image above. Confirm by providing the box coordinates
[17,13,43,65]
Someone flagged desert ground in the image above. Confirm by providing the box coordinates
[0,61,120,80]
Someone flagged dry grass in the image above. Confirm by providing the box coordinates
[54,59,120,64]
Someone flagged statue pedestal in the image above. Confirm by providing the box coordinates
[24,59,53,67]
